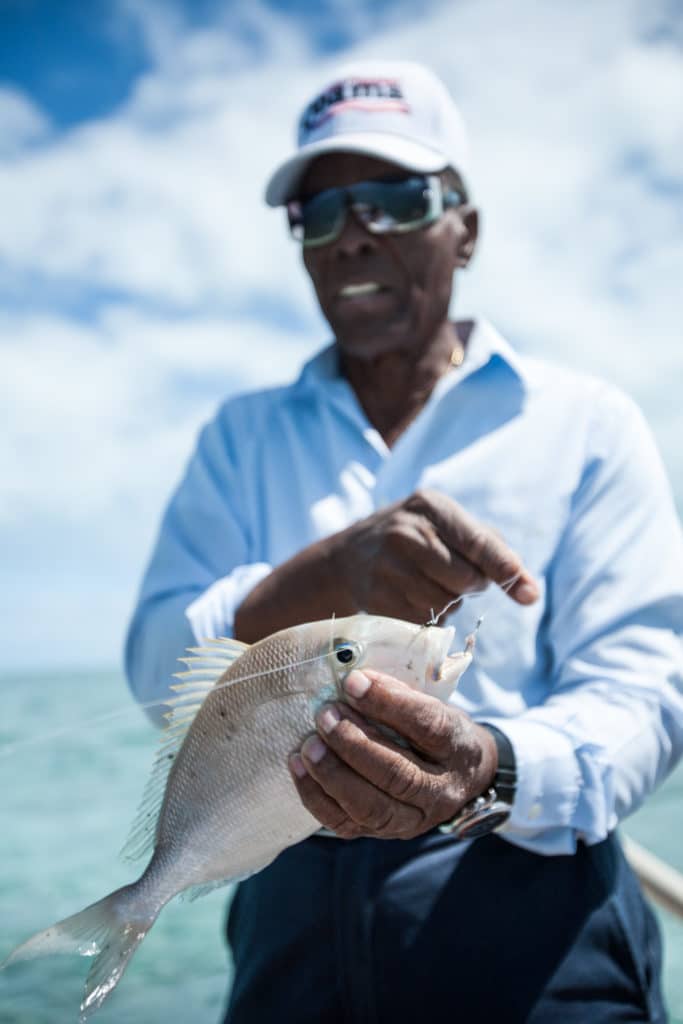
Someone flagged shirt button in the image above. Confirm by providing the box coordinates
[528,802,543,821]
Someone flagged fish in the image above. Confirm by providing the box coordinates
[1,613,475,1021]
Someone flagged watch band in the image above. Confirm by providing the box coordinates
[481,723,517,804]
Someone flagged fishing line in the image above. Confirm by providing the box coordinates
[1,575,525,760]
[426,570,523,627]
[0,651,332,760]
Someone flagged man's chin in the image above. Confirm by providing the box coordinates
[323,299,409,353]
[334,330,417,362]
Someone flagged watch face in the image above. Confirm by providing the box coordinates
[458,809,510,840]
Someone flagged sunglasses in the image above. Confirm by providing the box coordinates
[287,174,465,248]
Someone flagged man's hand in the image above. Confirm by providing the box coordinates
[236,488,538,643]
[326,487,537,621]
[289,668,499,840]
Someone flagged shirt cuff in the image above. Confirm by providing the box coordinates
[479,716,582,854]
[185,562,273,642]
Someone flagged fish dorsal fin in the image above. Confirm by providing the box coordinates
[170,637,250,691]
[119,636,250,864]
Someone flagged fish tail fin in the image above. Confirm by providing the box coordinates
[1,882,160,1021]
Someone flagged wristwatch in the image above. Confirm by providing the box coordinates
[439,724,517,840]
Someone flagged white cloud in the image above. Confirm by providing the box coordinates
[0,87,50,156]
[1,0,682,669]
[1,308,320,526]
[0,303,321,669]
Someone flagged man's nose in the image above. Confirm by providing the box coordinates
[330,206,378,259]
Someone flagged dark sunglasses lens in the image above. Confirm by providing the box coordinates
[288,176,435,246]
[352,177,431,227]
[291,190,344,245]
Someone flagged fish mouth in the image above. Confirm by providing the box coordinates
[437,652,471,686]
[428,621,479,693]
[425,625,456,684]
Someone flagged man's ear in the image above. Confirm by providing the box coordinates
[455,206,479,268]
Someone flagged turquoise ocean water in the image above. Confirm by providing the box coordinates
[1,668,682,1023]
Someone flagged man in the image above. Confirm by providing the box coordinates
[126,61,683,1022]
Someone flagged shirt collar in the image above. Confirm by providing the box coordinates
[293,318,534,395]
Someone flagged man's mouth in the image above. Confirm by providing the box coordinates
[337,281,385,299]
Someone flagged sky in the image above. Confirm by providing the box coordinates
[1,0,682,671]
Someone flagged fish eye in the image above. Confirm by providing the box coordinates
[332,639,361,666]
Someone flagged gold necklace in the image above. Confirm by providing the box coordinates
[450,338,465,368]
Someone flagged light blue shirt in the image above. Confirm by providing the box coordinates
[126,319,683,855]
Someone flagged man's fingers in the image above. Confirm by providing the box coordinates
[420,548,490,600]
[313,704,455,821]
[385,514,489,601]
[288,755,362,838]
[341,669,464,762]
[296,734,425,837]
[375,555,462,622]
[406,489,539,602]
[504,573,540,604]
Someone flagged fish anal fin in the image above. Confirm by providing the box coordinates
[182,854,280,903]
[182,879,234,902]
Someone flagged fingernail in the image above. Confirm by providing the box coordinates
[517,581,539,603]
[344,670,371,698]
[289,753,307,779]
[318,704,340,734]
[302,734,327,764]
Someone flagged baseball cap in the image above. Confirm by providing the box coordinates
[265,60,472,206]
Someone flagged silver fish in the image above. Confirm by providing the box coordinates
[1,614,474,1020]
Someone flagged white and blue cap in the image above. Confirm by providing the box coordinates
[265,60,472,206]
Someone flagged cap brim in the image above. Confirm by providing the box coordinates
[265,132,450,207]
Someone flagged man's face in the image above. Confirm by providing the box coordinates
[298,153,478,361]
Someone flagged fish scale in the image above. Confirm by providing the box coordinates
[1,614,473,1021]
[156,629,327,883]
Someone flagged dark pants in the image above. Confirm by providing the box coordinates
[224,830,665,1023]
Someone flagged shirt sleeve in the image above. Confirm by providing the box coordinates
[483,387,683,855]
[125,403,273,725]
